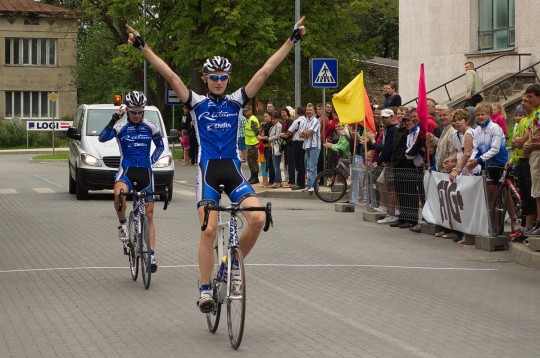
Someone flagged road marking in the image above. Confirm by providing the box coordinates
[0,188,18,194]
[260,277,438,358]
[35,175,63,188]
[33,188,55,193]
[174,189,195,196]
[0,263,497,274]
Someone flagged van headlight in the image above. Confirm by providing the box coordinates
[153,155,172,168]
[81,153,102,167]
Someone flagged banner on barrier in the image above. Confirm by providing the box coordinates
[422,171,490,237]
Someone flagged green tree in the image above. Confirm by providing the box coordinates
[74,0,398,126]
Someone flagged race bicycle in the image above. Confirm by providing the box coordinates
[118,185,168,289]
[491,166,522,236]
[201,186,273,349]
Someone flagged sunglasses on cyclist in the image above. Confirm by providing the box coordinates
[207,74,229,81]
[128,109,144,115]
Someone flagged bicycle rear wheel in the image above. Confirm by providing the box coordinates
[140,214,152,289]
[492,185,507,236]
[227,247,246,350]
[127,211,139,281]
[206,245,222,333]
[314,169,347,203]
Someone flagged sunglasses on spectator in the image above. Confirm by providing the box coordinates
[128,109,144,115]
[207,74,229,81]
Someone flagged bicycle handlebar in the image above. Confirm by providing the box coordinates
[201,202,273,232]
[117,187,169,212]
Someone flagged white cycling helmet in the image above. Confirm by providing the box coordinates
[125,91,147,107]
[202,56,232,74]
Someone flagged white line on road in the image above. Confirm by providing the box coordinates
[0,188,18,194]
[33,188,55,193]
[35,175,63,188]
[0,263,497,274]
[174,189,195,196]
[259,276,439,358]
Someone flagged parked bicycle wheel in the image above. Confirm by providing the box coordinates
[127,211,139,281]
[492,185,507,236]
[206,246,222,333]
[227,247,246,350]
[140,214,152,289]
[314,169,347,203]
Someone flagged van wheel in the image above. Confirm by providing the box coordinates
[69,171,76,194]
[76,171,89,200]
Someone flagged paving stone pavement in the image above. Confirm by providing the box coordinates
[0,155,539,357]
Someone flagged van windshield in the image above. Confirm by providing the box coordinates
[86,109,164,136]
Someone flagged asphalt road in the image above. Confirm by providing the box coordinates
[0,154,539,357]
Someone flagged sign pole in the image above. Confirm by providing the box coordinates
[171,105,175,154]
[51,98,55,156]
[322,88,326,169]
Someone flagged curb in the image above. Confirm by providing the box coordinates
[508,242,540,269]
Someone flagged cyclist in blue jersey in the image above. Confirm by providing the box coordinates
[126,18,306,312]
[99,91,164,273]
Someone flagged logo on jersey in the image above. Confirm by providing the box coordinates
[235,184,248,193]
[206,122,232,131]
[199,111,237,122]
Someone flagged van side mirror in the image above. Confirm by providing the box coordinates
[66,127,81,140]
[167,129,180,142]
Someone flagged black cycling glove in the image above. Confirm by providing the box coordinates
[108,112,122,128]
[289,24,303,43]
[132,32,146,51]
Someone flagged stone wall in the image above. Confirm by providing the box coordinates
[363,59,399,106]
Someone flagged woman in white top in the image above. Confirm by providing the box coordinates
[267,111,283,188]
[445,109,480,182]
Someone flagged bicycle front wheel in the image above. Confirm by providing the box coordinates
[492,185,507,236]
[314,169,347,203]
[206,244,222,333]
[140,214,152,289]
[227,247,246,350]
[128,211,139,281]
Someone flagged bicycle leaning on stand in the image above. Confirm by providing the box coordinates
[200,185,273,350]
[491,166,522,236]
[118,184,169,289]
[313,158,350,203]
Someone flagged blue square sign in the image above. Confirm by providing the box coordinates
[310,58,338,88]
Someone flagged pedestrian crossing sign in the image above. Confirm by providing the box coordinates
[310,58,338,88]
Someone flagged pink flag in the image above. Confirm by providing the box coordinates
[417,64,429,139]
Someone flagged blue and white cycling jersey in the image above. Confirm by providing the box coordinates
[185,89,249,162]
[99,118,164,168]
[471,119,508,168]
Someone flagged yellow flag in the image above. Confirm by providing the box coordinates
[332,72,365,125]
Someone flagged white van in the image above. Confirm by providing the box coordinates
[66,104,178,200]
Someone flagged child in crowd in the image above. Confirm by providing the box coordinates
[491,103,508,136]
[181,129,190,165]
[257,140,268,188]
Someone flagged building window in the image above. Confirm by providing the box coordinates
[4,38,57,66]
[478,0,515,51]
[4,91,58,119]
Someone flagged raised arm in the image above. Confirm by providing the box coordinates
[125,24,190,104]
[244,17,306,99]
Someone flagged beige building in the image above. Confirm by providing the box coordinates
[399,0,539,104]
[0,0,77,120]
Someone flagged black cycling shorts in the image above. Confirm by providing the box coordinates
[196,158,256,208]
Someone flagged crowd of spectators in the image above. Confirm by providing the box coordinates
[183,70,540,243]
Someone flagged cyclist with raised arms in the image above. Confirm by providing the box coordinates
[99,91,164,273]
[125,17,306,312]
